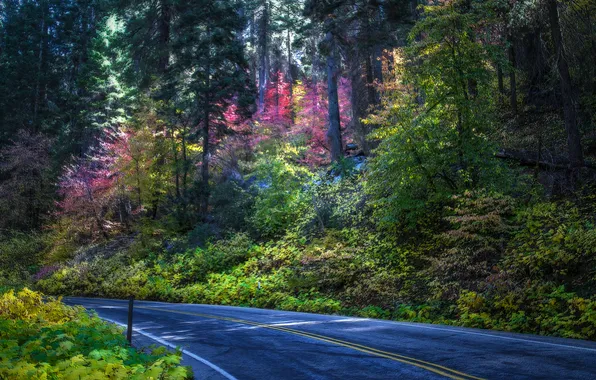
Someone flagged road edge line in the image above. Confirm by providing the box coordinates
[99,316,238,380]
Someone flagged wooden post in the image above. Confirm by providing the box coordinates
[127,296,134,344]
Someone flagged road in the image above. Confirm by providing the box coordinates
[64,297,596,380]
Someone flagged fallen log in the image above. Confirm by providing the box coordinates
[495,148,596,170]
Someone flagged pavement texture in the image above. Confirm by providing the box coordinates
[64,297,596,380]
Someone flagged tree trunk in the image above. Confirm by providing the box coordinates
[547,0,583,167]
[169,126,180,198]
[508,37,517,114]
[258,1,269,112]
[348,47,370,154]
[157,0,171,73]
[135,159,142,206]
[287,28,294,123]
[201,26,212,217]
[181,130,188,193]
[365,55,377,106]
[249,14,258,94]
[363,11,378,106]
[325,25,343,162]
[33,2,48,131]
[497,63,504,97]
[372,2,384,104]
[201,108,210,216]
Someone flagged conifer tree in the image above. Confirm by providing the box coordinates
[169,0,253,216]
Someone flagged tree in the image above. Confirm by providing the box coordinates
[119,0,173,87]
[547,0,583,168]
[0,131,53,231]
[261,71,293,128]
[169,0,253,216]
[57,145,118,240]
[304,1,346,162]
[323,17,344,162]
[366,1,504,227]
[294,76,351,165]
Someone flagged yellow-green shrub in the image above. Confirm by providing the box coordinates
[0,289,191,379]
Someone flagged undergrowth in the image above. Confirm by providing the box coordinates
[0,288,192,379]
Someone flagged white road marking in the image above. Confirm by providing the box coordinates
[99,316,238,380]
[379,321,596,353]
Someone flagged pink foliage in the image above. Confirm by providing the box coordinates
[57,127,131,237]
[293,77,353,166]
[260,71,293,128]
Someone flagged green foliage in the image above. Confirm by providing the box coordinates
[0,232,47,287]
[366,1,512,230]
[211,181,255,231]
[250,145,313,237]
[503,201,596,293]
[0,288,191,379]
[299,171,369,233]
[426,191,516,300]
[162,233,257,286]
[35,202,596,340]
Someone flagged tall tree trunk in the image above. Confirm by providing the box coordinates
[497,63,504,97]
[348,48,370,154]
[547,0,583,167]
[373,46,383,104]
[201,108,210,216]
[33,2,48,131]
[372,3,384,104]
[135,159,142,206]
[287,28,294,123]
[258,1,269,112]
[201,30,212,217]
[169,126,180,198]
[363,12,378,106]
[365,55,376,106]
[325,24,343,163]
[248,14,258,94]
[157,0,171,73]
[508,36,517,114]
[181,130,188,193]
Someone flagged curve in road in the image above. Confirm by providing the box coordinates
[65,297,596,380]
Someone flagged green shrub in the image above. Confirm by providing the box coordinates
[503,201,596,294]
[0,288,191,379]
[426,191,516,301]
[211,181,255,231]
[0,232,47,286]
[161,233,256,287]
[250,147,313,237]
[279,294,341,314]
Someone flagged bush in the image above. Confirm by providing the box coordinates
[211,181,255,231]
[162,233,257,287]
[426,191,516,301]
[0,288,191,379]
[0,232,47,287]
[249,147,313,237]
[503,201,596,294]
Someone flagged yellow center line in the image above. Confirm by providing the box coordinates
[135,306,485,380]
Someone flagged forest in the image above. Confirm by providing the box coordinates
[1,0,596,357]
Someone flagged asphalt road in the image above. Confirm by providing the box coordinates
[64,297,596,380]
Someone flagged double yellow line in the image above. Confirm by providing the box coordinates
[136,306,484,380]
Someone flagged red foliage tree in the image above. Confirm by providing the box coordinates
[57,127,132,239]
[294,77,352,166]
[261,71,293,128]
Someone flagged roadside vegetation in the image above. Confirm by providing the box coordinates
[0,288,191,379]
[1,0,596,355]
